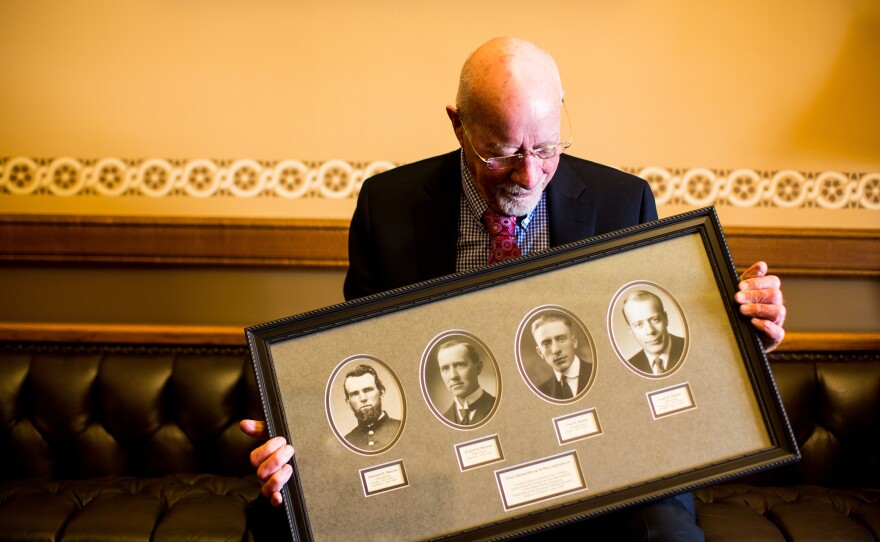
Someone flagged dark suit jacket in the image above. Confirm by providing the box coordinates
[343,150,658,300]
[343,412,402,451]
[441,390,496,425]
[627,334,686,375]
[537,358,593,400]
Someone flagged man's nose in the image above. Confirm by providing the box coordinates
[514,155,545,190]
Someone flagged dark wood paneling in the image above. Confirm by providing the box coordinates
[725,226,880,278]
[1,215,878,277]
[0,215,349,267]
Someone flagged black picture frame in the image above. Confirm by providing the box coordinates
[246,207,798,541]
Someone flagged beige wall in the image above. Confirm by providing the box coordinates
[2,0,878,172]
[1,1,878,333]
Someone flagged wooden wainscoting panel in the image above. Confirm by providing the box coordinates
[725,227,880,278]
[0,214,349,267]
[0,322,247,345]
[1,215,878,277]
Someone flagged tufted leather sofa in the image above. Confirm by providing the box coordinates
[694,351,880,540]
[1,341,877,541]
[0,342,268,541]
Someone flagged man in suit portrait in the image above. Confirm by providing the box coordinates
[244,36,786,540]
[339,364,401,452]
[530,313,592,400]
[622,290,685,376]
[435,337,496,426]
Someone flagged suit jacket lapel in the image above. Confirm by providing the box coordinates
[547,156,597,246]
[413,151,461,281]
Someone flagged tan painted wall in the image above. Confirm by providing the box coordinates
[2,0,878,172]
[1,1,877,332]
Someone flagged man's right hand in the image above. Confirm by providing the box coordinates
[240,419,294,507]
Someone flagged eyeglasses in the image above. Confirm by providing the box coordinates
[461,101,573,170]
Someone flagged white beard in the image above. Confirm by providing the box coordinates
[494,174,548,216]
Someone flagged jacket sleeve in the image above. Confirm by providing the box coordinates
[342,181,380,301]
[639,179,659,224]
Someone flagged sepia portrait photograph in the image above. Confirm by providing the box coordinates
[421,331,501,429]
[325,355,405,455]
[608,282,690,378]
[515,306,597,404]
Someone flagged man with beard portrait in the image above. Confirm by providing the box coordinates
[341,364,401,451]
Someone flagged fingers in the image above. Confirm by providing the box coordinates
[270,489,285,507]
[735,285,783,308]
[739,301,786,326]
[736,261,786,352]
[738,273,781,293]
[244,423,294,508]
[250,436,293,471]
[736,264,785,327]
[239,419,269,440]
[739,261,767,282]
[750,317,785,353]
[262,463,293,506]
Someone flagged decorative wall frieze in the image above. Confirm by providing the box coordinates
[0,157,397,200]
[2,157,878,211]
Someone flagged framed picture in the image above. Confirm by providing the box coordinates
[247,207,798,541]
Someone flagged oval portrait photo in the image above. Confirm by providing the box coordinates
[608,282,690,378]
[325,355,405,455]
[515,306,597,404]
[421,331,500,430]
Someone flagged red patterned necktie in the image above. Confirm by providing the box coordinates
[483,209,521,265]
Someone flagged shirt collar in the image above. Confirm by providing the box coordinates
[553,355,581,380]
[453,387,485,409]
[363,411,388,429]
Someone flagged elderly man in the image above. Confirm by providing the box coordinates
[242,37,785,540]
[339,364,400,451]
[435,337,495,425]
[531,313,592,399]
[622,290,686,375]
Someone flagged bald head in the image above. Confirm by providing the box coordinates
[456,37,563,130]
[446,37,566,216]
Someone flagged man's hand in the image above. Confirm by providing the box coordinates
[240,419,294,507]
[735,261,786,352]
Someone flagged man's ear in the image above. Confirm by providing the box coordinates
[446,105,465,147]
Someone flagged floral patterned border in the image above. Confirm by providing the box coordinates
[1,157,878,210]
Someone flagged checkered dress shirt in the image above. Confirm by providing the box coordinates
[455,151,550,273]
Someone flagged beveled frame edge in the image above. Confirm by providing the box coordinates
[1,213,877,276]
[243,207,800,542]
[245,326,310,541]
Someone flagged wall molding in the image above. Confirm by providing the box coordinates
[0,322,875,353]
[2,156,879,211]
[2,214,878,277]
[0,214,349,267]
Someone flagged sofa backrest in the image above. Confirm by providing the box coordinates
[2,343,877,489]
[0,343,263,480]
[748,351,880,488]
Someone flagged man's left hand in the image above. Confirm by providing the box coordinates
[735,261,785,352]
